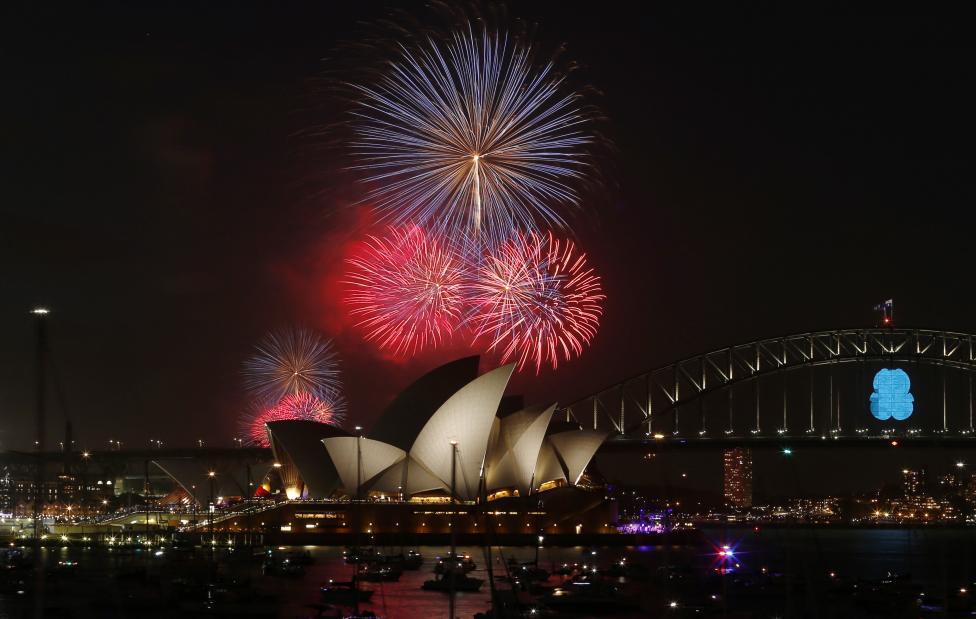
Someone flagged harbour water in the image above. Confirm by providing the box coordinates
[700,526,976,590]
[2,528,976,617]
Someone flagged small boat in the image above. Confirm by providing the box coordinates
[343,547,382,565]
[377,550,423,570]
[357,563,402,582]
[511,562,549,583]
[403,549,423,569]
[423,572,484,593]
[541,578,639,613]
[434,552,476,575]
[320,579,374,605]
[284,549,315,565]
[264,557,305,577]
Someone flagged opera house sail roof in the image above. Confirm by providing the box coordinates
[266,419,348,499]
[407,364,515,500]
[322,436,406,496]
[366,355,480,451]
[262,358,610,504]
[485,403,556,497]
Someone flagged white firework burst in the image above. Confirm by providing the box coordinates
[350,24,592,246]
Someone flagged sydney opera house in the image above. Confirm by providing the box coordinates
[156,357,616,539]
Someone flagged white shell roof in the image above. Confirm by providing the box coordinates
[322,436,406,494]
[485,403,556,495]
[408,364,515,500]
[548,429,609,485]
[369,455,448,496]
[533,439,567,489]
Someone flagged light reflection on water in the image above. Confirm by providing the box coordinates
[276,545,611,619]
[2,530,976,617]
[700,527,976,589]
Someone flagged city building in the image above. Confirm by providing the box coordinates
[902,468,926,497]
[723,448,753,508]
[965,473,976,507]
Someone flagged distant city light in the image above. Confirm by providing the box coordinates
[782,448,792,455]
[30,307,50,315]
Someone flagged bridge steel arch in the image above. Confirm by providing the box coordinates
[561,328,976,438]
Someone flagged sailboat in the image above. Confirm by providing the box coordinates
[422,441,484,595]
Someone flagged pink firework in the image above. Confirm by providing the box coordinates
[472,231,604,373]
[240,391,347,447]
[344,225,470,355]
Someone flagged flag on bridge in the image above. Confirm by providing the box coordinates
[874,299,894,325]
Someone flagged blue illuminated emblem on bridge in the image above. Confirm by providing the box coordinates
[870,368,914,421]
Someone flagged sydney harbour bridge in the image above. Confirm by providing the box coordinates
[3,326,976,478]
[567,327,976,451]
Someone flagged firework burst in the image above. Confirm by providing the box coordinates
[239,391,347,447]
[472,231,604,373]
[345,225,470,355]
[243,327,342,403]
[349,24,593,246]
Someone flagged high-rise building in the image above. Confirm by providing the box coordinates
[964,473,976,507]
[938,473,960,491]
[723,448,753,508]
[0,469,11,514]
[902,468,926,497]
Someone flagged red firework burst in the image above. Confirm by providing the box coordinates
[472,231,604,373]
[344,225,470,355]
[240,391,347,447]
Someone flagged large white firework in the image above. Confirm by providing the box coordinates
[350,24,591,246]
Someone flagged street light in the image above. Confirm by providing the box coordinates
[208,471,216,581]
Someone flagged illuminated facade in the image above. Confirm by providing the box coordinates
[119,358,614,536]
[902,468,926,497]
[723,448,753,508]
[271,359,610,504]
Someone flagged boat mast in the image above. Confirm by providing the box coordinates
[354,427,363,616]
[449,440,458,619]
[31,307,48,619]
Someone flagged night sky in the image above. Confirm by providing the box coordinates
[3,4,975,494]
